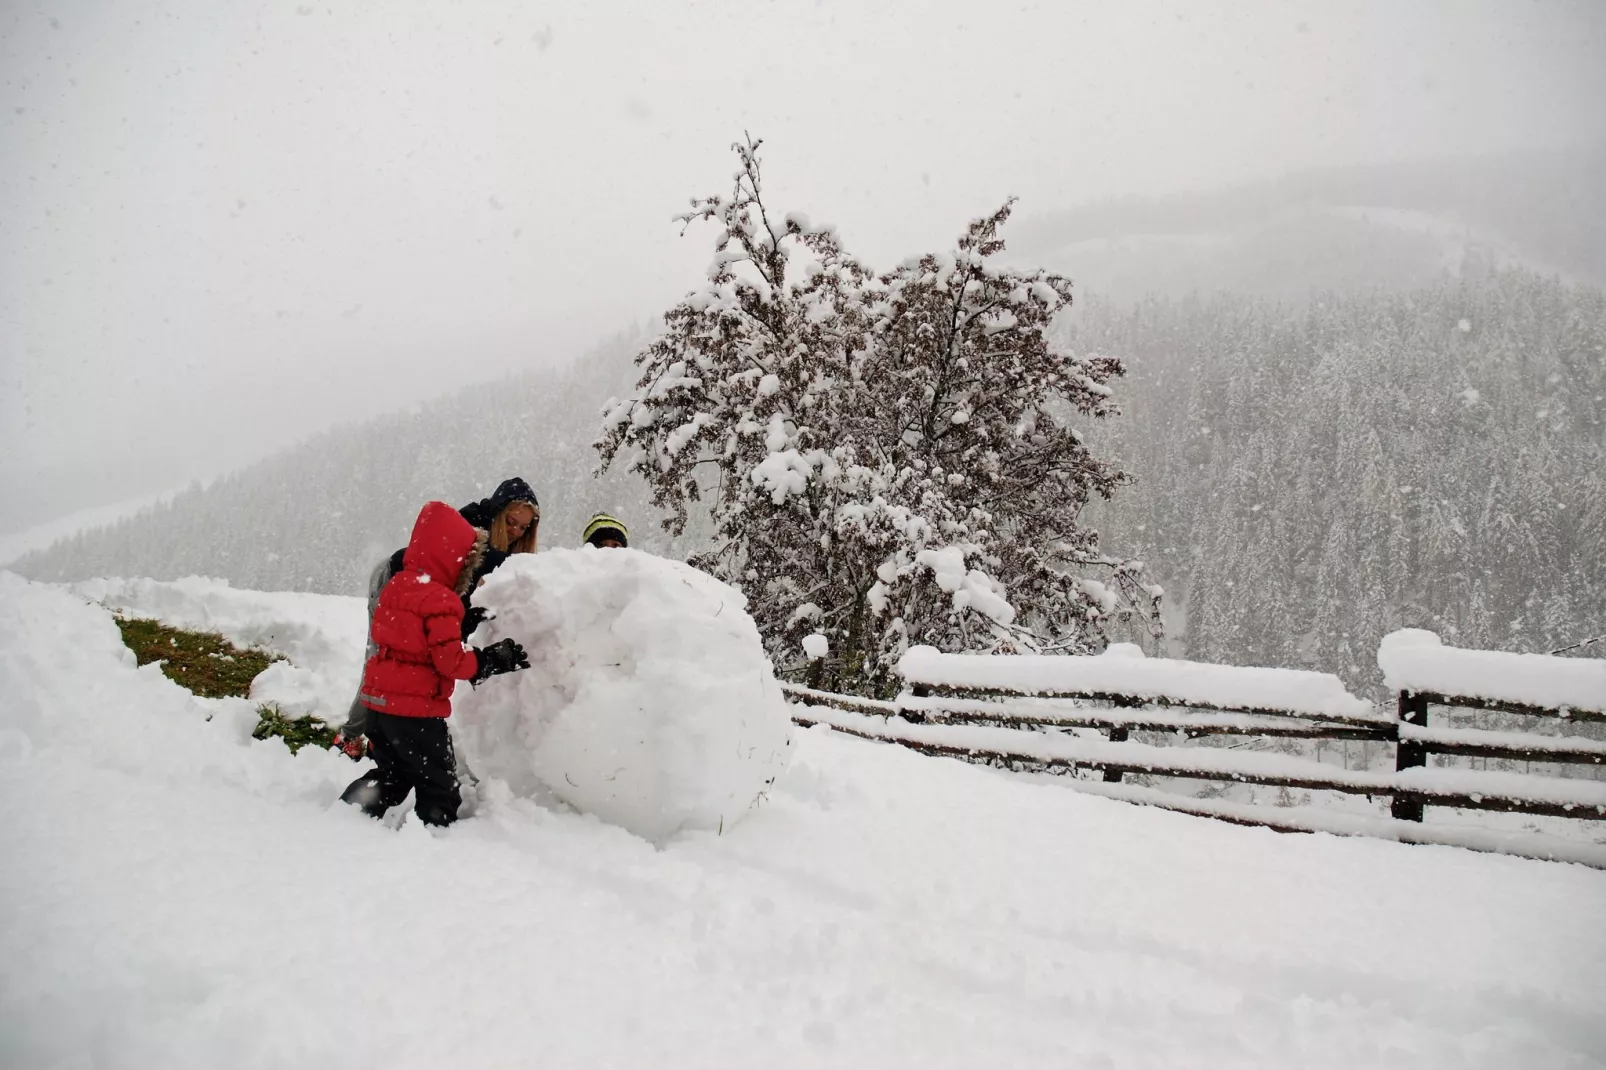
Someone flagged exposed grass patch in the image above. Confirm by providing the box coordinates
[112,615,339,755]
[112,615,281,699]
[252,703,338,754]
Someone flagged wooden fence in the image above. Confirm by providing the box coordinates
[782,638,1606,868]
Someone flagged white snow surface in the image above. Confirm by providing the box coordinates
[1380,628,1606,714]
[3,570,1606,1068]
[454,549,793,841]
[900,643,1383,722]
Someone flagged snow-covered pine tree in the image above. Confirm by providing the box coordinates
[596,138,1161,695]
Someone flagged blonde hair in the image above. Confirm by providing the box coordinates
[490,501,539,554]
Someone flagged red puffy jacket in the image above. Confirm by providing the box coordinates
[358,501,486,719]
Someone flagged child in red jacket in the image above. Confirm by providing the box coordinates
[339,501,528,826]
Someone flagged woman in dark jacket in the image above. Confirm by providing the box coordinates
[380,476,539,581]
[332,477,540,757]
[460,477,540,554]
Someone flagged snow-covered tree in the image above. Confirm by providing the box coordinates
[596,138,1161,695]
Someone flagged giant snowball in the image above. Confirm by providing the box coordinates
[453,548,793,841]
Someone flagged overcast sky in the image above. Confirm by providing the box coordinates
[2,0,1603,533]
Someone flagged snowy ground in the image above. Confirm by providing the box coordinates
[2,572,1604,1068]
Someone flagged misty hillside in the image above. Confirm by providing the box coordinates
[14,330,685,595]
[1070,261,1606,687]
[1019,146,1606,302]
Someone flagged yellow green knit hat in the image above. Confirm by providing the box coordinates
[582,513,629,548]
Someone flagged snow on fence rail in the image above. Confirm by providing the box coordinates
[782,631,1606,868]
[1379,629,1606,721]
[1395,724,1606,763]
[898,643,1387,726]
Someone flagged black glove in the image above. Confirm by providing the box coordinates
[461,605,492,640]
[472,638,529,684]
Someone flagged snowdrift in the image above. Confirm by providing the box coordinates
[3,570,1606,1067]
[454,549,793,840]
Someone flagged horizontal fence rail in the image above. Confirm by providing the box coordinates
[1409,693,1606,724]
[1396,722,1606,765]
[901,684,1394,731]
[896,692,1393,740]
[781,632,1606,869]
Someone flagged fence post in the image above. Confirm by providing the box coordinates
[1104,696,1140,783]
[904,682,930,724]
[1103,727,1129,783]
[1391,690,1429,822]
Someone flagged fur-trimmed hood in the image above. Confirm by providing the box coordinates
[455,527,490,597]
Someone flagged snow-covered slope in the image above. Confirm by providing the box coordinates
[0,490,175,567]
[8,330,680,596]
[2,571,1603,1068]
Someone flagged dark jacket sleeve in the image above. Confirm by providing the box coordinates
[475,548,510,582]
[457,547,511,638]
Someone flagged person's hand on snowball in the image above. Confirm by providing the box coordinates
[472,637,529,685]
[461,605,493,637]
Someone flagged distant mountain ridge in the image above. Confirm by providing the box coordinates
[1016,145,1606,300]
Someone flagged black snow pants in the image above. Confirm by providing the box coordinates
[339,711,461,827]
